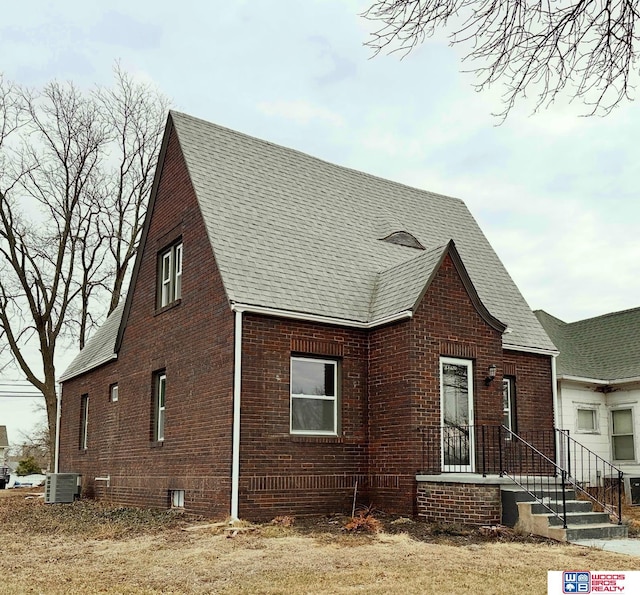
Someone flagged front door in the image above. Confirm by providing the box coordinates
[440,358,474,472]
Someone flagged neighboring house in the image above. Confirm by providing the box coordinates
[536,308,640,480]
[59,111,558,524]
[0,426,8,465]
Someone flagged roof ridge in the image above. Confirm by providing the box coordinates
[170,110,465,206]
[567,305,640,326]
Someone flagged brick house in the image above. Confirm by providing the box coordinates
[59,111,558,523]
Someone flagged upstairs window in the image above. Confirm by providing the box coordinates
[158,242,182,308]
[110,383,119,403]
[290,357,338,435]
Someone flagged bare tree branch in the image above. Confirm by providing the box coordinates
[363,0,640,118]
[0,68,170,467]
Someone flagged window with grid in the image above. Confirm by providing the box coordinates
[290,357,338,435]
[158,242,182,307]
[611,408,635,461]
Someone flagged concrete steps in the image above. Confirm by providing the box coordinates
[501,485,628,542]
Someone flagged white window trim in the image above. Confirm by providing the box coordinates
[574,403,599,434]
[80,394,89,450]
[290,356,338,436]
[156,373,166,442]
[439,357,475,472]
[170,489,185,509]
[159,242,183,307]
[110,383,119,403]
[610,406,635,462]
[502,377,515,434]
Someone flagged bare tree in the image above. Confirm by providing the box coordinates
[363,0,640,118]
[96,65,170,318]
[0,70,169,467]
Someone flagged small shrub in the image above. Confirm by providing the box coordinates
[270,515,295,527]
[344,504,382,534]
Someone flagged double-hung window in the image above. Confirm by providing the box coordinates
[154,372,166,442]
[290,357,338,435]
[159,242,182,307]
[611,408,635,461]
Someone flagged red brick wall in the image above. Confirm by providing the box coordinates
[503,350,555,461]
[239,314,368,519]
[59,131,555,522]
[368,254,506,514]
[417,481,501,525]
[60,124,235,517]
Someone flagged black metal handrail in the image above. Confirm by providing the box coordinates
[420,424,624,527]
[556,429,624,524]
[499,425,568,528]
[420,425,557,475]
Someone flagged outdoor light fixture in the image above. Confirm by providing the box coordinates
[484,364,497,386]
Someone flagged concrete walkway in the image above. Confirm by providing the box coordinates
[570,538,640,556]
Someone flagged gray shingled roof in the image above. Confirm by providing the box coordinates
[172,111,554,352]
[60,302,124,382]
[535,308,640,381]
[0,426,8,448]
[62,112,556,382]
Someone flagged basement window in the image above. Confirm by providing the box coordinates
[170,489,185,509]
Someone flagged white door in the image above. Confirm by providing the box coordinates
[440,358,474,472]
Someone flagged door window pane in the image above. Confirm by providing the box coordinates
[442,363,469,426]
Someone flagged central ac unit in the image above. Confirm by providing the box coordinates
[45,473,81,503]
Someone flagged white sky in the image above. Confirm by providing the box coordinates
[1,0,639,443]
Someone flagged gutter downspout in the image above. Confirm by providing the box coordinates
[54,382,62,473]
[551,355,561,430]
[551,355,563,469]
[230,308,243,521]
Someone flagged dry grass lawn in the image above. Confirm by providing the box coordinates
[2,489,640,594]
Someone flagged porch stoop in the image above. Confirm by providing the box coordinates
[501,486,628,542]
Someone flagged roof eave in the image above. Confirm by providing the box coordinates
[503,343,559,357]
[114,114,176,354]
[231,302,413,329]
[559,374,640,386]
[412,240,507,334]
[59,353,118,384]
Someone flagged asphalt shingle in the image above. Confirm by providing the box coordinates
[173,111,554,351]
[536,308,640,381]
[62,112,557,382]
